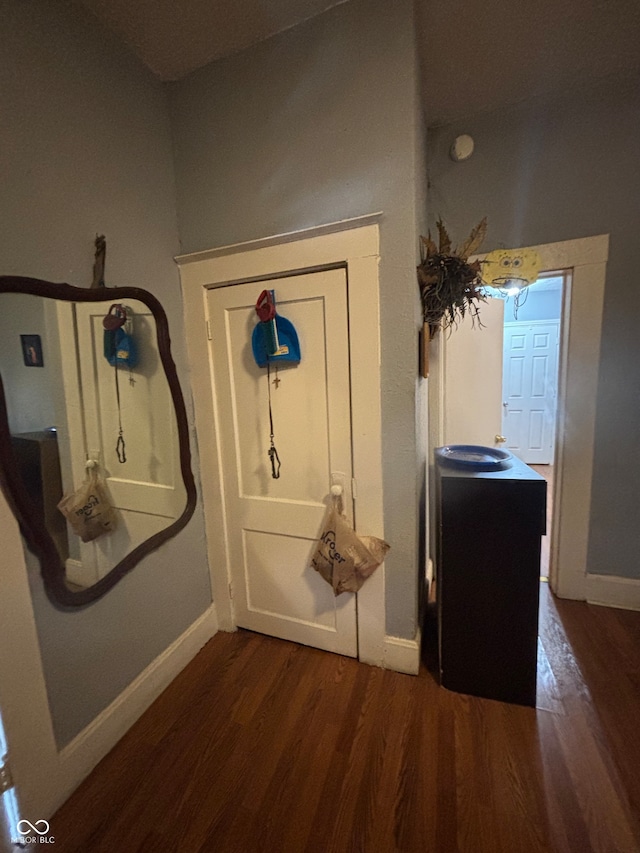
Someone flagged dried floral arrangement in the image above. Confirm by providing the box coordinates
[417,218,488,338]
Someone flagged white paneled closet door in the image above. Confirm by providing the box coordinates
[207,268,357,656]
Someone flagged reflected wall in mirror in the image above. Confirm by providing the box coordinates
[0,277,197,608]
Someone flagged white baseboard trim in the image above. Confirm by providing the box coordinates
[382,630,421,675]
[586,574,640,612]
[55,605,218,811]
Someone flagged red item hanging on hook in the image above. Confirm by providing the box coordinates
[255,290,276,323]
[102,304,127,331]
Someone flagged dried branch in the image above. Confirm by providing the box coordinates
[436,219,451,255]
[456,217,487,261]
[417,218,488,336]
[420,232,438,260]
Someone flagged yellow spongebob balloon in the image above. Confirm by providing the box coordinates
[483,248,540,288]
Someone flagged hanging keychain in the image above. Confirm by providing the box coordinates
[252,289,301,480]
[103,304,138,464]
[266,360,281,479]
[114,356,126,463]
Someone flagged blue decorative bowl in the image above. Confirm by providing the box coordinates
[435,445,513,471]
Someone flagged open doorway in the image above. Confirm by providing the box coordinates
[489,272,566,579]
[432,233,608,603]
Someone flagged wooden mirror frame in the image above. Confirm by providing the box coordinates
[0,276,197,608]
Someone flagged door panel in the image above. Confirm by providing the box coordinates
[443,297,505,447]
[242,530,338,628]
[207,269,357,656]
[502,321,559,464]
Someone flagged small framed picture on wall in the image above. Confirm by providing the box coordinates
[21,334,44,367]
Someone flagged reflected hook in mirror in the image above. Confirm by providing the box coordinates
[0,276,197,608]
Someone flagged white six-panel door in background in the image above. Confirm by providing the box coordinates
[207,268,357,657]
[502,320,560,464]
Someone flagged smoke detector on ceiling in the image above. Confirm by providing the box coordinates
[450,134,474,162]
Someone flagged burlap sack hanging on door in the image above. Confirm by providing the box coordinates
[310,491,390,595]
[57,461,118,542]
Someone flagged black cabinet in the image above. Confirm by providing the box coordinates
[11,430,69,561]
[436,456,546,707]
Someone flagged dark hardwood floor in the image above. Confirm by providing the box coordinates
[51,586,640,852]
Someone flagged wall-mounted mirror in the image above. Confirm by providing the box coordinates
[0,276,197,607]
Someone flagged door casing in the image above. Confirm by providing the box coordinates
[178,216,406,669]
[431,234,609,602]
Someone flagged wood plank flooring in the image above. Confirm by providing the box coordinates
[50,586,640,852]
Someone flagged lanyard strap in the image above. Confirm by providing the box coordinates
[266,360,281,479]
[114,357,127,464]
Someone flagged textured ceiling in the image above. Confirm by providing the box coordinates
[76,0,349,80]
[76,0,640,124]
[415,0,640,124]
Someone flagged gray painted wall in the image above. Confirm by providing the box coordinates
[168,0,426,638]
[427,73,640,580]
[1,0,212,745]
[0,295,56,433]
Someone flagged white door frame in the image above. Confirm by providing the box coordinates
[431,234,609,601]
[177,216,391,668]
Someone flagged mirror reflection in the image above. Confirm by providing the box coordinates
[0,291,189,596]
